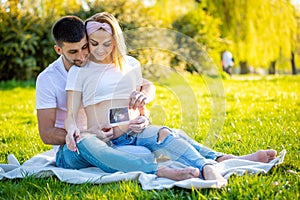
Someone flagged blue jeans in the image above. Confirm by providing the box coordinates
[171,129,223,160]
[56,125,223,177]
[56,136,158,174]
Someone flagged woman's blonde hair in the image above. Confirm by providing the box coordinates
[85,12,127,71]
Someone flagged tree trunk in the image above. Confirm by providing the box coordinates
[291,51,297,75]
[268,61,276,74]
[240,61,248,74]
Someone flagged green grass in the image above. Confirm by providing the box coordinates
[0,75,299,199]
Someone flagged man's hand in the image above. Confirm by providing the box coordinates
[66,126,80,152]
[129,91,148,110]
[129,115,150,133]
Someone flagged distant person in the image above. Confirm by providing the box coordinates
[222,50,234,75]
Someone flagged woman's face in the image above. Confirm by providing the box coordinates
[88,29,114,64]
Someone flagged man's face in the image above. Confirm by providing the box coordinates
[54,37,89,70]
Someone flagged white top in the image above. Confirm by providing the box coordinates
[36,56,87,151]
[222,51,234,68]
[66,56,143,107]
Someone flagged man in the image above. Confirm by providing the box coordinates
[36,16,277,181]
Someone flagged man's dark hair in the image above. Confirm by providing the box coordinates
[52,16,85,47]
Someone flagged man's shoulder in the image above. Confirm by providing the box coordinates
[37,57,63,80]
[36,57,66,89]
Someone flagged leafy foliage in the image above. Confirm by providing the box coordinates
[173,4,223,72]
[205,0,298,72]
[0,7,56,80]
[0,0,163,81]
[0,0,299,81]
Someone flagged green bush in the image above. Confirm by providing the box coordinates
[173,5,224,73]
[1,0,211,81]
[0,0,163,81]
[0,8,56,81]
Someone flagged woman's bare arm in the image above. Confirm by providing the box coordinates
[64,90,82,151]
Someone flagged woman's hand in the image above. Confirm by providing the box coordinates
[66,126,80,152]
[96,127,114,142]
[129,91,148,110]
[129,115,150,133]
[85,125,114,142]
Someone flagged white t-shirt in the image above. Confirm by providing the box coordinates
[66,56,143,107]
[36,56,87,151]
[222,51,234,68]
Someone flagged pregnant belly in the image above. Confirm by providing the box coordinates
[85,99,140,139]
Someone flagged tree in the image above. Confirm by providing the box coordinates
[148,0,198,27]
[7,0,19,15]
[206,0,297,74]
[269,0,297,74]
[292,8,300,74]
[0,0,164,80]
[173,4,223,72]
[14,0,82,17]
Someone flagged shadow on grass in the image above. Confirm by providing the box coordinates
[0,80,36,90]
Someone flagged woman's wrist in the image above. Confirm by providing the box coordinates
[143,115,151,125]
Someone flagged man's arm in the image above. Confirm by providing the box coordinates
[37,108,66,145]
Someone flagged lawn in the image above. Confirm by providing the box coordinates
[0,74,299,199]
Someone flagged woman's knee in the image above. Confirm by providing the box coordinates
[158,128,171,142]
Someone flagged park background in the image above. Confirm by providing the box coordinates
[0,0,300,80]
[0,0,300,199]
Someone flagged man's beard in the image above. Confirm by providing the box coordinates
[63,54,87,67]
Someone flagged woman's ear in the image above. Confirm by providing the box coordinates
[54,45,62,55]
[112,38,117,49]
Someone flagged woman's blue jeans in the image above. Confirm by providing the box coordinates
[56,125,223,176]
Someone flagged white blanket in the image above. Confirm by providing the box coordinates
[0,150,286,190]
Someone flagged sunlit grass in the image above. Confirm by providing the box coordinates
[0,75,299,199]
